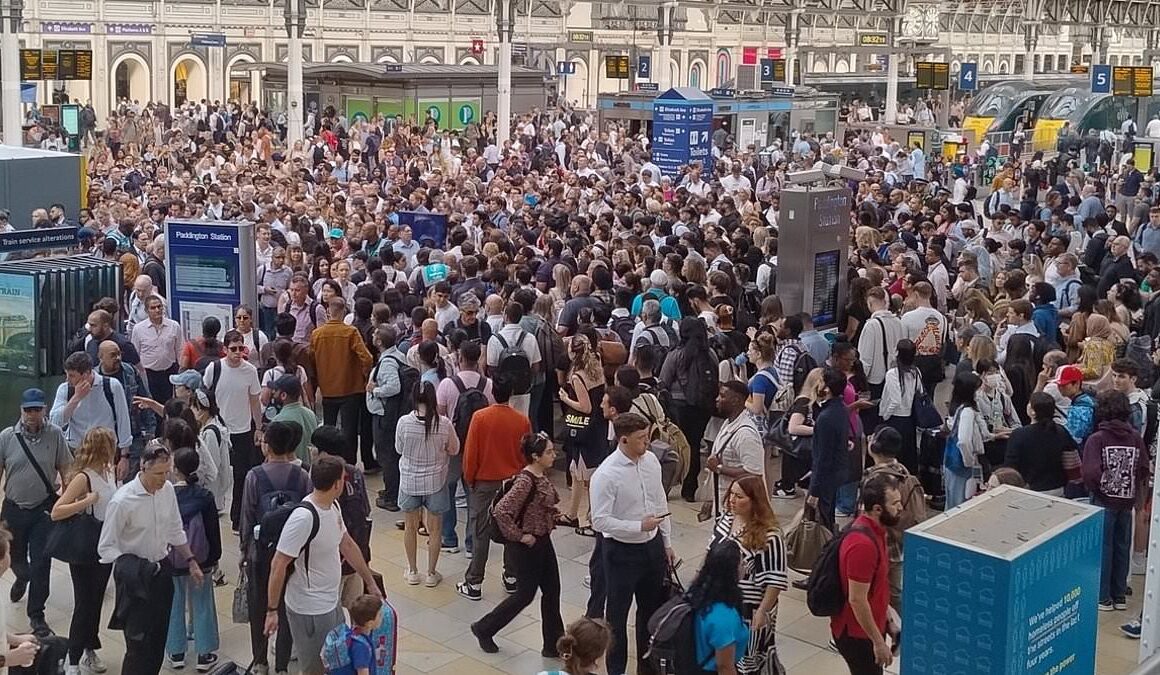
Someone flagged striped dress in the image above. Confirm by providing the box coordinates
[710,514,790,675]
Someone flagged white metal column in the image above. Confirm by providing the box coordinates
[0,0,24,146]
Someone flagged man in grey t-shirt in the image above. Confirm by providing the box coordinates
[0,388,71,637]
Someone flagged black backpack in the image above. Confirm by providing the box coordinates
[610,315,636,348]
[684,350,719,409]
[250,464,317,586]
[373,354,420,415]
[645,594,712,675]
[636,324,676,367]
[339,464,372,574]
[806,524,880,617]
[451,375,489,443]
[495,332,533,394]
[787,345,819,395]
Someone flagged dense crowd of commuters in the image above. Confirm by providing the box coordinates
[1,91,1159,675]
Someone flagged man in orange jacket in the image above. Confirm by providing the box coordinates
[309,298,372,463]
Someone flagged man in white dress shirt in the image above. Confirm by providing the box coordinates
[98,444,203,674]
[590,413,675,675]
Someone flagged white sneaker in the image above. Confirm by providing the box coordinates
[403,568,422,585]
[81,649,107,673]
[65,666,80,675]
[425,571,443,588]
[1133,552,1148,576]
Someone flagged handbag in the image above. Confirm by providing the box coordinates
[43,472,100,566]
[233,565,249,624]
[767,413,812,459]
[910,375,943,429]
[785,503,833,573]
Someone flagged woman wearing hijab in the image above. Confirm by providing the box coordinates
[1078,314,1117,388]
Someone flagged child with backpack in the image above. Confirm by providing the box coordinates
[166,448,223,671]
[322,594,384,675]
[537,617,612,675]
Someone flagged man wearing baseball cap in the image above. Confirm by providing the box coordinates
[1045,364,1098,447]
[0,388,71,637]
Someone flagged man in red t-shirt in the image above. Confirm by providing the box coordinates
[831,473,903,674]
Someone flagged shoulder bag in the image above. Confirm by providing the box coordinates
[44,471,102,565]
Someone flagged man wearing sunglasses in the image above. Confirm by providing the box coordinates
[203,330,264,533]
[99,443,205,673]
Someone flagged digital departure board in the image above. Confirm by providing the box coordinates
[1112,66,1153,97]
[20,49,41,80]
[772,58,786,82]
[40,50,58,81]
[915,61,950,90]
[811,250,841,327]
[18,48,92,80]
[605,55,630,80]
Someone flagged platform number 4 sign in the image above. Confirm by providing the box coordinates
[959,63,978,92]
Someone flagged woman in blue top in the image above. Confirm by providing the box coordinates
[690,541,750,675]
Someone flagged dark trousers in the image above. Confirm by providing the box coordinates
[464,480,514,586]
[372,402,401,504]
[67,562,111,664]
[473,536,564,650]
[356,400,378,471]
[1,500,52,622]
[1096,499,1134,603]
[145,365,176,405]
[834,631,883,675]
[775,451,810,492]
[675,402,713,499]
[603,536,666,675]
[585,534,606,619]
[229,430,260,530]
[322,394,363,464]
[248,564,292,670]
[121,565,174,675]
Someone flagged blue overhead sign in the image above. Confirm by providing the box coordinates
[190,32,226,47]
[557,61,576,75]
[637,55,651,80]
[651,88,715,180]
[1092,64,1112,93]
[958,62,978,91]
[709,87,735,98]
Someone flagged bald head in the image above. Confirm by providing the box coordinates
[572,274,592,296]
[98,339,122,373]
[133,275,154,297]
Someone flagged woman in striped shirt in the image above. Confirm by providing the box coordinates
[396,381,459,588]
[709,475,789,675]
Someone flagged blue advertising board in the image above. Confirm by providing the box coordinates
[397,212,448,248]
[163,220,256,341]
[637,55,651,80]
[902,487,1102,675]
[651,87,715,180]
[1092,64,1112,94]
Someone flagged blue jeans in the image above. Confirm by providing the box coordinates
[944,468,970,511]
[836,481,858,516]
[442,454,464,548]
[166,571,220,658]
[1095,499,1133,603]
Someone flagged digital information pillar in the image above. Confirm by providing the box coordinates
[164,220,257,342]
[775,185,851,330]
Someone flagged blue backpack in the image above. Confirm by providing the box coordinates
[943,408,969,476]
[320,623,370,673]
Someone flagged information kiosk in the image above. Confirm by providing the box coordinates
[164,220,257,341]
[775,185,850,330]
[902,485,1102,675]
